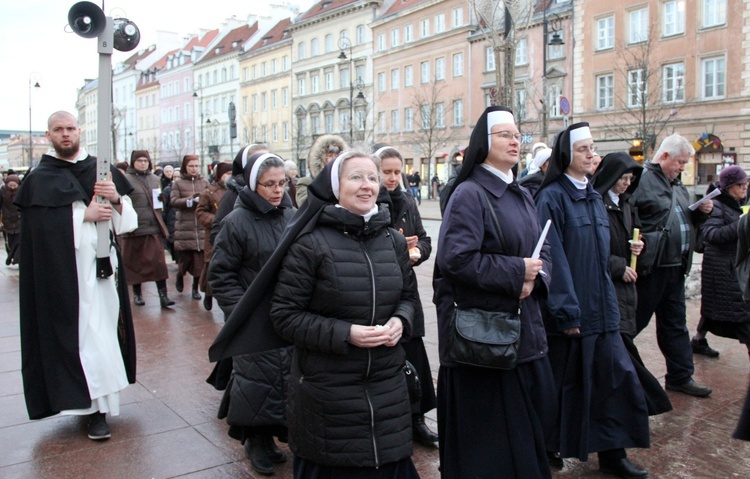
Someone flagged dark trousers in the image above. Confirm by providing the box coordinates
[635,266,694,386]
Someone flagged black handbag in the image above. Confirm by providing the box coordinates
[446,187,521,370]
[403,360,422,404]
[636,188,677,276]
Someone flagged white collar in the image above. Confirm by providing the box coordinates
[608,189,620,205]
[46,147,88,163]
[564,173,588,190]
[481,163,514,184]
[335,203,380,222]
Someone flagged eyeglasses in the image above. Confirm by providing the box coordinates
[134,159,150,163]
[488,130,522,141]
[258,180,288,190]
[345,173,380,185]
[735,183,749,189]
[575,144,598,154]
[618,174,634,183]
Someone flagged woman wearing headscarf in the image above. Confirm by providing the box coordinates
[296,134,347,207]
[208,153,296,475]
[196,161,232,311]
[434,106,556,478]
[119,150,174,308]
[209,144,268,245]
[693,166,750,359]
[170,154,210,300]
[374,144,438,448]
[535,123,649,478]
[518,147,552,197]
[0,173,22,265]
[592,153,672,416]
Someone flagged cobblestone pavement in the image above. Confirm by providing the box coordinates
[1,202,748,478]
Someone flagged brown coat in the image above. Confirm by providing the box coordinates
[0,185,21,234]
[170,173,209,252]
[196,181,227,261]
[122,168,162,237]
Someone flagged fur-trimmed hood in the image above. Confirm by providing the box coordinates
[307,134,348,179]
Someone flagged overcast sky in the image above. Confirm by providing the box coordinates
[0,1,314,132]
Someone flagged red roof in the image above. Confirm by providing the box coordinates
[382,0,429,17]
[296,0,360,23]
[197,23,259,64]
[246,18,292,53]
[184,28,220,55]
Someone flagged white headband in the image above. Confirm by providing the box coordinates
[241,143,259,170]
[487,110,516,149]
[330,153,347,200]
[249,153,282,191]
[569,126,593,158]
[374,146,392,158]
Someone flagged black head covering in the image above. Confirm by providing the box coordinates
[442,105,515,207]
[536,122,591,196]
[232,144,265,177]
[591,152,643,197]
[209,156,344,362]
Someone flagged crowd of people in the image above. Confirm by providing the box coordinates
[8,109,750,479]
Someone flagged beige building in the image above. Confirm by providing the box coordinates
[239,18,295,162]
[573,0,750,193]
[135,68,162,162]
[372,0,473,186]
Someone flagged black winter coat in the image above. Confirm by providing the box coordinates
[210,174,244,245]
[270,205,417,468]
[122,168,161,237]
[700,192,750,323]
[603,194,638,336]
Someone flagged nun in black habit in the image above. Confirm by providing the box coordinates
[535,123,650,478]
[434,106,557,479]
[592,152,672,417]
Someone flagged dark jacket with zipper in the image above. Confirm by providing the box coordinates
[170,172,209,251]
[122,168,161,237]
[270,205,417,468]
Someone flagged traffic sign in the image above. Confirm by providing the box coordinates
[559,96,571,116]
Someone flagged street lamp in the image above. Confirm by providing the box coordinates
[541,5,564,144]
[192,83,205,170]
[338,37,365,143]
[28,73,41,167]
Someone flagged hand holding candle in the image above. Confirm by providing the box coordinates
[630,228,641,269]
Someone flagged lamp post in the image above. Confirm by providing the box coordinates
[338,37,365,143]
[28,73,41,167]
[541,4,565,144]
[192,83,205,171]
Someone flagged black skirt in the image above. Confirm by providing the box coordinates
[437,358,557,479]
[621,334,672,416]
[402,337,437,415]
[292,456,419,479]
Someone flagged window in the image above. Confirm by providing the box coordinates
[515,89,526,121]
[597,16,614,50]
[436,103,446,128]
[378,112,386,133]
[252,94,258,113]
[261,92,267,110]
[486,46,496,71]
[283,122,289,141]
[405,107,413,131]
[435,14,445,33]
[243,67,248,82]
[391,29,400,47]
[325,113,333,133]
[261,62,267,77]
[702,56,725,99]
[548,85,561,117]
[298,42,306,60]
[282,87,289,107]
[312,115,320,135]
[298,77,306,96]
[230,65,235,80]
[356,65,365,82]
[436,57,445,81]
[703,0,726,28]
[242,96,248,114]
[663,1,685,36]
[452,8,463,28]
[629,8,648,44]
[405,24,413,42]
[421,105,430,129]
[515,38,527,65]
[378,33,386,51]
[325,72,334,91]
[597,74,614,110]
[222,68,227,82]
[453,99,464,126]
[272,124,278,142]
[420,19,430,38]
[311,75,319,94]
[311,38,319,56]
[420,61,430,83]
[663,63,685,102]
[452,53,463,77]
[386,110,397,133]
[378,72,387,92]
[325,34,334,52]
[404,65,413,87]
[282,55,288,71]
[271,59,277,74]
[340,29,348,40]
[628,69,647,107]
[357,25,365,44]
[340,111,349,133]
[272,90,278,109]
[340,68,350,88]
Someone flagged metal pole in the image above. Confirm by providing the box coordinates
[28,85,33,168]
[542,4,548,144]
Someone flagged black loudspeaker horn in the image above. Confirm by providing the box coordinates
[68,1,106,38]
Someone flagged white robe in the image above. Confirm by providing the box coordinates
[54,150,138,417]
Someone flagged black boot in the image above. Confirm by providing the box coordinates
[191,281,201,300]
[261,434,287,464]
[133,285,145,306]
[87,412,111,440]
[691,337,719,358]
[244,435,274,475]
[175,275,184,293]
[203,294,212,311]
[412,415,439,448]
[158,288,175,308]
[599,457,648,478]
